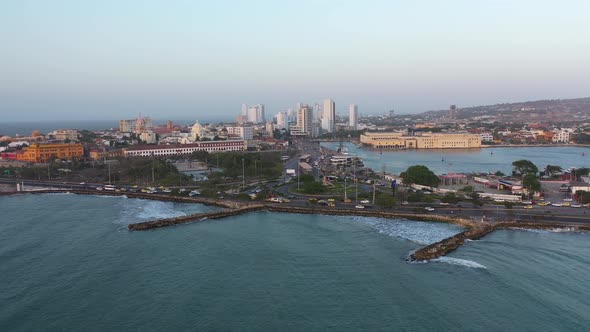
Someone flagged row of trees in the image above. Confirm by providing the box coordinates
[398,160,547,196]
[190,150,284,180]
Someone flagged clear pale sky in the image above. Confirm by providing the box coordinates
[2,0,590,122]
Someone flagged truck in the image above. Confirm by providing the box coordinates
[286,169,296,176]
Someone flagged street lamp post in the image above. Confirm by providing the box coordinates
[297,163,300,191]
[344,176,347,201]
[354,162,357,203]
[242,158,245,188]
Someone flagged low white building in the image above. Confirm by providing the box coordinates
[139,131,157,144]
[227,126,254,140]
[124,140,247,157]
[480,132,494,143]
[53,129,79,142]
[552,130,571,143]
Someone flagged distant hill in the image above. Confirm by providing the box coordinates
[421,97,590,124]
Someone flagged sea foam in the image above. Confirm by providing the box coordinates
[431,257,487,269]
[511,227,579,234]
[348,216,463,245]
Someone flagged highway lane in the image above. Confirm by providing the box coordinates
[3,176,589,225]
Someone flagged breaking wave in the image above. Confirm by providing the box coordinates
[348,216,463,245]
[115,200,189,224]
[431,257,487,269]
[511,227,579,234]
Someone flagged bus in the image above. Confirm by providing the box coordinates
[299,154,311,163]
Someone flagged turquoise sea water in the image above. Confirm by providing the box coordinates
[1,194,589,331]
[321,142,590,175]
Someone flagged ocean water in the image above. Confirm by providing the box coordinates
[0,121,120,136]
[1,118,228,136]
[1,194,589,331]
[321,142,590,175]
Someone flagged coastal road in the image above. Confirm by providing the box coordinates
[3,177,589,225]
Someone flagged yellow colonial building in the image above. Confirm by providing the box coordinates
[17,143,85,163]
[360,132,481,149]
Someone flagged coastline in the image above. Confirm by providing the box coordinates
[480,143,590,148]
[333,140,590,151]
[3,189,589,262]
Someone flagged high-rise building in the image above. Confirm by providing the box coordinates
[257,104,265,123]
[449,105,457,120]
[247,104,265,123]
[247,106,258,123]
[321,99,335,133]
[295,102,302,112]
[313,103,322,122]
[349,104,358,130]
[291,105,313,136]
[276,111,288,130]
[241,104,248,116]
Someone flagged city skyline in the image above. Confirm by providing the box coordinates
[2,0,590,121]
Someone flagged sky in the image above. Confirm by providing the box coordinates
[2,0,590,122]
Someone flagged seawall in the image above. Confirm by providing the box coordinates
[409,224,496,261]
[128,205,266,230]
[409,221,590,261]
[8,189,244,209]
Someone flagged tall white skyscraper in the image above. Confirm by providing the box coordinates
[276,111,288,130]
[313,103,322,122]
[349,104,358,130]
[256,104,265,123]
[295,102,302,112]
[321,99,335,133]
[246,104,265,123]
[247,106,258,123]
[241,104,248,116]
[291,105,313,136]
